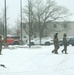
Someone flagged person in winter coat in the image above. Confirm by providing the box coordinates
[0,35,2,55]
[52,33,59,54]
[61,33,68,54]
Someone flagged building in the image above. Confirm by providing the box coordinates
[21,21,74,42]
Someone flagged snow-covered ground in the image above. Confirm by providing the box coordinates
[0,45,74,75]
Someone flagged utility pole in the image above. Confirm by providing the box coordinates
[28,0,31,48]
[4,0,7,43]
[20,0,23,44]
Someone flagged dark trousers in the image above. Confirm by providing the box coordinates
[52,45,59,54]
[62,45,67,54]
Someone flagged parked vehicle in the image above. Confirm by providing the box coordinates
[68,37,74,46]
[27,37,53,46]
[3,35,21,45]
[59,36,74,46]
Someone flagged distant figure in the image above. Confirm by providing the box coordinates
[61,33,68,54]
[52,33,59,54]
[0,35,2,55]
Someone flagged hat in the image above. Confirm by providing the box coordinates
[64,33,67,37]
[55,33,58,36]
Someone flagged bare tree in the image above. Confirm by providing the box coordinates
[0,18,4,35]
[23,0,71,45]
[34,0,71,36]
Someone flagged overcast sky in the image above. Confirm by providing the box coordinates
[55,0,74,20]
[0,0,74,27]
[0,0,27,27]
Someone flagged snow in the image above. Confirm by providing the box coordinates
[0,45,74,75]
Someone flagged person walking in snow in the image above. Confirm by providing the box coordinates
[61,33,68,54]
[52,33,59,54]
[0,35,2,55]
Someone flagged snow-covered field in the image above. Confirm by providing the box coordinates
[0,45,74,75]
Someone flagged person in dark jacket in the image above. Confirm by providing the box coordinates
[61,33,68,54]
[0,35,2,55]
[52,33,59,54]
